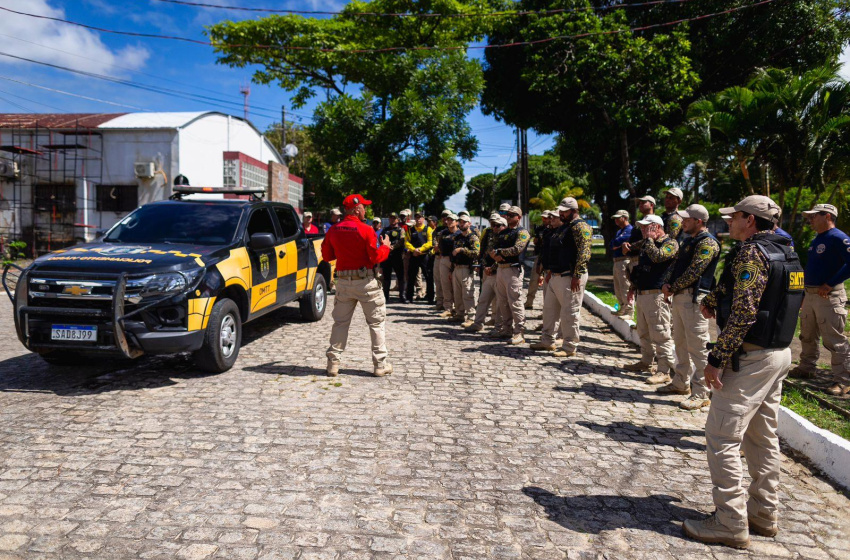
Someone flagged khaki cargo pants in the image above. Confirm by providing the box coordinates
[452,265,476,320]
[326,277,388,368]
[613,258,633,315]
[671,291,710,398]
[540,273,588,352]
[798,287,850,384]
[439,256,454,312]
[525,260,541,307]
[473,271,501,326]
[433,255,443,307]
[635,291,675,373]
[706,346,791,530]
[495,266,525,336]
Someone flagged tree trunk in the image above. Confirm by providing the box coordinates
[618,128,637,198]
[788,182,806,236]
[693,165,701,203]
[826,182,842,204]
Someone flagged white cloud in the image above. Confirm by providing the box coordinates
[444,185,468,214]
[0,0,149,76]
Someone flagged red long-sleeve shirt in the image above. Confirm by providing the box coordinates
[321,215,389,271]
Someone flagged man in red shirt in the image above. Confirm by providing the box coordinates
[322,194,392,377]
[302,211,319,235]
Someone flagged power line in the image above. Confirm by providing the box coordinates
[0,0,780,54]
[0,86,66,111]
[0,75,145,109]
[149,0,700,18]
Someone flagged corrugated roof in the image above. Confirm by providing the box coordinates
[0,113,127,129]
[97,112,215,129]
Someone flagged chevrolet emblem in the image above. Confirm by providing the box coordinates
[63,285,92,296]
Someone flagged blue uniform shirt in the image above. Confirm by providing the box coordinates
[805,227,850,287]
[775,227,794,248]
[611,225,633,258]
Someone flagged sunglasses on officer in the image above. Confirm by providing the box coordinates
[505,212,519,218]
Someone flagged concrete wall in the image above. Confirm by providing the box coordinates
[178,114,280,191]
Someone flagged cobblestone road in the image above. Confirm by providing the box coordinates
[0,294,848,560]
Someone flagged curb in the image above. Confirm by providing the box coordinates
[583,291,850,490]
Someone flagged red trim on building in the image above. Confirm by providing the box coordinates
[223,151,268,171]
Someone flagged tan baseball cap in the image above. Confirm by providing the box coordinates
[559,197,579,211]
[677,204,709,222]
[303,211,312,218]
[611,209,629,219]
[489,212,500,221]
[446,213,458,221]
[400,209,411,216]
[802,203,838,218]
[719,195,781,223]
[666,187,684,200]
[637,215,664,226]
[636,195,656,205]
[506,205,522,216]
[330,208,342,216]
[499,203,512,212]
[494,217,507,226]
[441,209,452,217]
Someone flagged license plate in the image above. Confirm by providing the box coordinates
[51,325,97,342]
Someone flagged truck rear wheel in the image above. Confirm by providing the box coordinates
[193,298,241,373]
[299,274,327,322]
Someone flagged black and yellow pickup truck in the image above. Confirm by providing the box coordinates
[2,187,332,372]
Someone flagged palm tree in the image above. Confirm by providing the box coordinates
[529,180,591,211]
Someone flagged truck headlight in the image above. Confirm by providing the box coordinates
[128,270,203,298]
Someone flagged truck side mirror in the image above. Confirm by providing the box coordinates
[249,232,276,250]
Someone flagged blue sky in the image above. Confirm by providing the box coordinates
[0,0,556,211]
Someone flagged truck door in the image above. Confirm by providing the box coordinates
[272,206,306,303]
[245,207,279,315]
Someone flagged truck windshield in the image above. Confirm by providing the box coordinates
[104,203,243,245]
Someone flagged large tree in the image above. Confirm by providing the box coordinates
[481,0,850,240]
[208,0,494,213]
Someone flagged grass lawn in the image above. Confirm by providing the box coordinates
[781,385,850,440]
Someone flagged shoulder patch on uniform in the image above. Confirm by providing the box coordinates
[698,246,712,258]
[737,263,761,290]
[582,229,592,239]
[662,244,675,255]
[519,231,530,241]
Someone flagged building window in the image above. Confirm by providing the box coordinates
[223,159,238,188]
[96,184,138,212]
[288,177,303,209]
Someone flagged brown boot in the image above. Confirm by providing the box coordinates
[827,383,850,396]
[624,361,654,373]
[656,382,690,395]
[645,372,672,385]
[748,513,778,538]
[788,366,816,379]
[374,362,393,377]
[680,395,711,410]
[552,349,576,358]
[530,341,557,351]
[683,515,749,549]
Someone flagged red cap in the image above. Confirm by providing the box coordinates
[343,194,372,208]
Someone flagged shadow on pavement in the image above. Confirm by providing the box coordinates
[242,362,374,378]
[522,486,703,537]
[576,421,705,451]
[554,383,682,407]
[0,353,217,396]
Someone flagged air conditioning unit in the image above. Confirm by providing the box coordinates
[134,162,156,179]
[0,161,19,178]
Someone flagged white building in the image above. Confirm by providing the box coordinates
[0,112,301,256]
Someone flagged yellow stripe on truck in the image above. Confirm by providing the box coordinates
[187,296,216,331]
[216,248,251,290]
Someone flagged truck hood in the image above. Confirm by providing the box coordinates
[30,243,230,275]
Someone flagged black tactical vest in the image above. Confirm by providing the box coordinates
[495,226,529,265]
[539,227,555,271]
[451,231,478,265]
[716,233,804,349]
[545,225,570,274]
[562,218,586,275]
[408,226,428,249]
[670,231,719,295]
[631,238,677,290]
[438,229,457,256]
[381,225,405,254]
[479,228,494,264]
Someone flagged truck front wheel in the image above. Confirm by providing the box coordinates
[193,298,242,373]
[299,274,327,322]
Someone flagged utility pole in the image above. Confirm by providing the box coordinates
[281,105,287,147]
[521,129,529,226]
[516,129,522,209]
[492,166,497,213]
